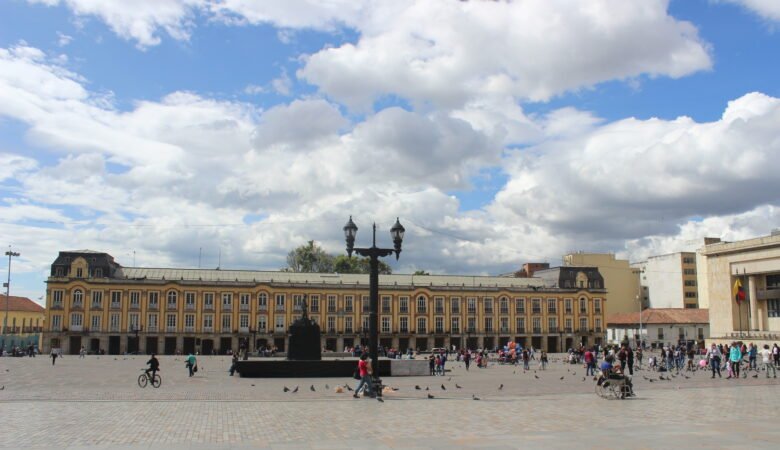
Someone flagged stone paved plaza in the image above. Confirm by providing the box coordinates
[1,354,779,449]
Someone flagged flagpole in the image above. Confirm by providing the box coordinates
[744,268,750,338]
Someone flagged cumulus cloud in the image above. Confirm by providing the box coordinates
[721,0,780,22]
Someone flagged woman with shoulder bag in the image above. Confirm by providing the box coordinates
[354,353,374,398]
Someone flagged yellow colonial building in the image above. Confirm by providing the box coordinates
[1,294,45,352]
[43,250,607,355]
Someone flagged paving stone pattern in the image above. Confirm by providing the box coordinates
[1,354,779,449]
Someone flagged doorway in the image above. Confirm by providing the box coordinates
[108,336,120,355]
[547,336,558,353]
[398,338,410,352]
[273,337,285,352]
[201,339,213,355]
[146,337,158,354]
[483,336,495,350]
[69,336,82,355]
[531,336,542,350]
[183,337,195,355]
[164,337,177,355]
[434,337,445,348]
[325,338,337,352]
[220,337,233,354]
[90,338,100,353]
[127,336,139,354]
[343,338,354,350]
[450,337,461,349]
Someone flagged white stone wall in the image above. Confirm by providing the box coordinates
[637,254,685,309]
[607,323,709,345]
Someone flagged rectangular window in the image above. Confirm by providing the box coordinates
[417,317,427,333]
[185,292,196,310]
[516,298,525,314]
[239,293,250,311]
[345,296,354,313]
[327,295,337,313]
[400,317,409,333]
[382,316,391,333]
[483,298,493,314]
[109,313,120,331]
[166,314,176,331]
[221,314,231,332]
[381,295,391,313]
[148,292,159,309]
[564,298,572,314]
[500,317,509,332]
[683,268,696,275]
[682,256,695,264]
[257,316,266,332]
[345,316,353,333]
[500,297,509,314]
[484,317,493,332]
[595,318,602,332]
[435,316,444,333]
[417,296,427,313]
[292,294,304,312]
[684,292,697,298]
[467,317,476,333]
[52,290,64,307]
[204,293,214,310]
[532,298,541,314]
[203,314,213,331]
[516,317,525,333]
[310,295,319,313]
[110,291,121,308]
[451,297,461,314]
[768,299,780,318]
[147,313,158,331]
[275,294,285,311]
[240,314,249,329]
[684,280,697,286]
[679,327,685,339]
[129,313,139,331]
[92,291,103,308]
[71,312,83,329]
[565,318,572,332]
[275,315,285,332]
[362,295,370,313]
[257,293,268,311]
[435,297,444,314]
[327,316,335,332]
[467,297,477,314]
[222,293,233,310]
[698,327,704,339]
[185,314,195,330]
[579,317,588,332]
[532,317,541,334]
[658,327,664,339]
[362,316,369,332]
[547,298,557,313]
[399,296,409,314]
[548,317,557,332]
[451,317,460,333]
[51,314,61,331]
[579,298,587,313]
[130,291,140,309]
[594,298,601,313]
[91,314,101,331]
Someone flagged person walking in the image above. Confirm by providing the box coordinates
[50,348,58,366]
[428,354,436,376]
[584,348,595,376]
[540,351,548,370]
[728,342,742,379]
[760,345,776,378]
[707,343,721,378]
[229,353,239,376]
[635,346,643,369]
[79,346,86,359]
[185,353,197,377]
[463,351,471,371]
[773,343,780,367]
[522,348,530,370]
[748,343,758,371]
[353,353,374,398]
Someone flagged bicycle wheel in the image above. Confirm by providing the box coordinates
[151,374,162,388]
[138,374,148,388]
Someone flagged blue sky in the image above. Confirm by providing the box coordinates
[1,0,779,304]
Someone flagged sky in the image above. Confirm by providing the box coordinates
[1,0,779,305]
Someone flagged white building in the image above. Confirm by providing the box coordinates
[631,252,700,309]
[606,308,709,348]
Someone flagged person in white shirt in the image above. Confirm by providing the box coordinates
[761,345,776,378]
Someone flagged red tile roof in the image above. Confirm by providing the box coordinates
[0,295,45,313]
[607,308,708,326]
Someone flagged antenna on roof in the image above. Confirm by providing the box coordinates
[198,247,202,269]
[133,250,136,266]
[217,248,221,270]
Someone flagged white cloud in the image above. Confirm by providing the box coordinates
[56,31,73,47]
[721,0,780,22]
[299,0,712,110]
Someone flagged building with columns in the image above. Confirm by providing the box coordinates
[698,232,780,346]
[42,250,607,355]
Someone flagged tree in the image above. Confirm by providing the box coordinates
[413,270,430,276]
[284,241,334,273]
[333,255,392,275]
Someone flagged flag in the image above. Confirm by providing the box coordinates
[733,278,746,304]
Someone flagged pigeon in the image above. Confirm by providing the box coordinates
[592,376,597,381]
[455,384,462,389]
[448,377,452,381]
[415,385,421,390]
[377,397,384,403]
[752,374,759,378]
[559,376,564,381]
[325,384,329,390]
[283,386,290,392]
[425,386,429,391]
[0,386,4,390]
[310,385,316,392]
[683,375,690,380]
[292,386,299,393]
[582,377,586,382]
[659,376,666,381]
[472,394,480,400]
[534,375,539,379]
[346,385,353,392]
[251,384,255,387]
[648,379,655,383]
[441,384,446,390]
[498,384,503,390]
[513,370,516,374]
[572,373,576,376]
[427,393,435,399]
[391,387,399,391]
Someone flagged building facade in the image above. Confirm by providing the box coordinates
[698,232,780,346]
[632,252,700,309]
[42,251,607,355]
[606,308,709,347]
[1,295,46,352]
[562,252,640,315]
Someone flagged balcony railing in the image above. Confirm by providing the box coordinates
[51,303,63,310]
[435,328,444,334]
[549,326,558,333]
[166,326,177,332]
[222,305,232,312]
[91,302,103,309]
[452,308,460,314]
[467,327,476,333]
[275,306,285,312]
[452,328,460,334]
[399,307,409,313]
[533,327,541,334]
[500,308,509,314]
[484,328,493,333]
[500,327,510,333]
[516,308,525,314]
[580,308,587,313]
[517,328,525,334]
[417,308,427,314]
[532,308,541,314]
[129,302,140,310]
[147,325,158,332]
[166,303,177,310]
[484,308,493,314]
[240,304,250,312]
[110,303,121,310]
[203,303,214,310]
[345,328,354,334]
[564,327,572,333]
[185,303,196,311]
[202,326,213,332]
[72,303,83,310]
[258,305,268,312]
[435,308,444,314]
[184,326,195,332]
[239,326,249,333]
[148,303,159,310]
[382,308,391,313]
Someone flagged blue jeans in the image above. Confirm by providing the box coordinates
[586,362,595,376]
[355,375,373,396]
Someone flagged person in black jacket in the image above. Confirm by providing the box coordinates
[145,354,160,381]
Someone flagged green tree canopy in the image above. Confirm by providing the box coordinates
[285,241,392,274]
[333,255,392,275]
[413,270,430,275]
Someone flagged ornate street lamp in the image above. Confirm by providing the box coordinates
[344,216,404,392]
[3,248,20,338]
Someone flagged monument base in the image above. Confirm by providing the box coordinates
[236,358,428,378]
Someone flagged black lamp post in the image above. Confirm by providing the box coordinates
[344,216,404,387]
[131,325,142,354]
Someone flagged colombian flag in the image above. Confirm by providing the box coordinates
[733,278,746,304]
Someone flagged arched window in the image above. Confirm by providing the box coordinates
[167,290,178,307]
[72,289,83,306]
[416,295,427,313]
[257,293,268,311]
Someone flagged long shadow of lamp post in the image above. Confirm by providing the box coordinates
[343,216,404,392]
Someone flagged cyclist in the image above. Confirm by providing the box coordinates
[145,353,160,382]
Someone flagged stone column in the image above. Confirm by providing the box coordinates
[749,276,758,331]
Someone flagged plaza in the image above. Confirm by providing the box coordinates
[1,353,779,449]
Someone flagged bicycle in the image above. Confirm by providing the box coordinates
[138,369,162,388]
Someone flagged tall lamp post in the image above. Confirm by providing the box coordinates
[3,248,21,338]
[636,294,643,349]
[344,216,404,388]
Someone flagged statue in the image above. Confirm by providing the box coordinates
[287,294,322,360]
